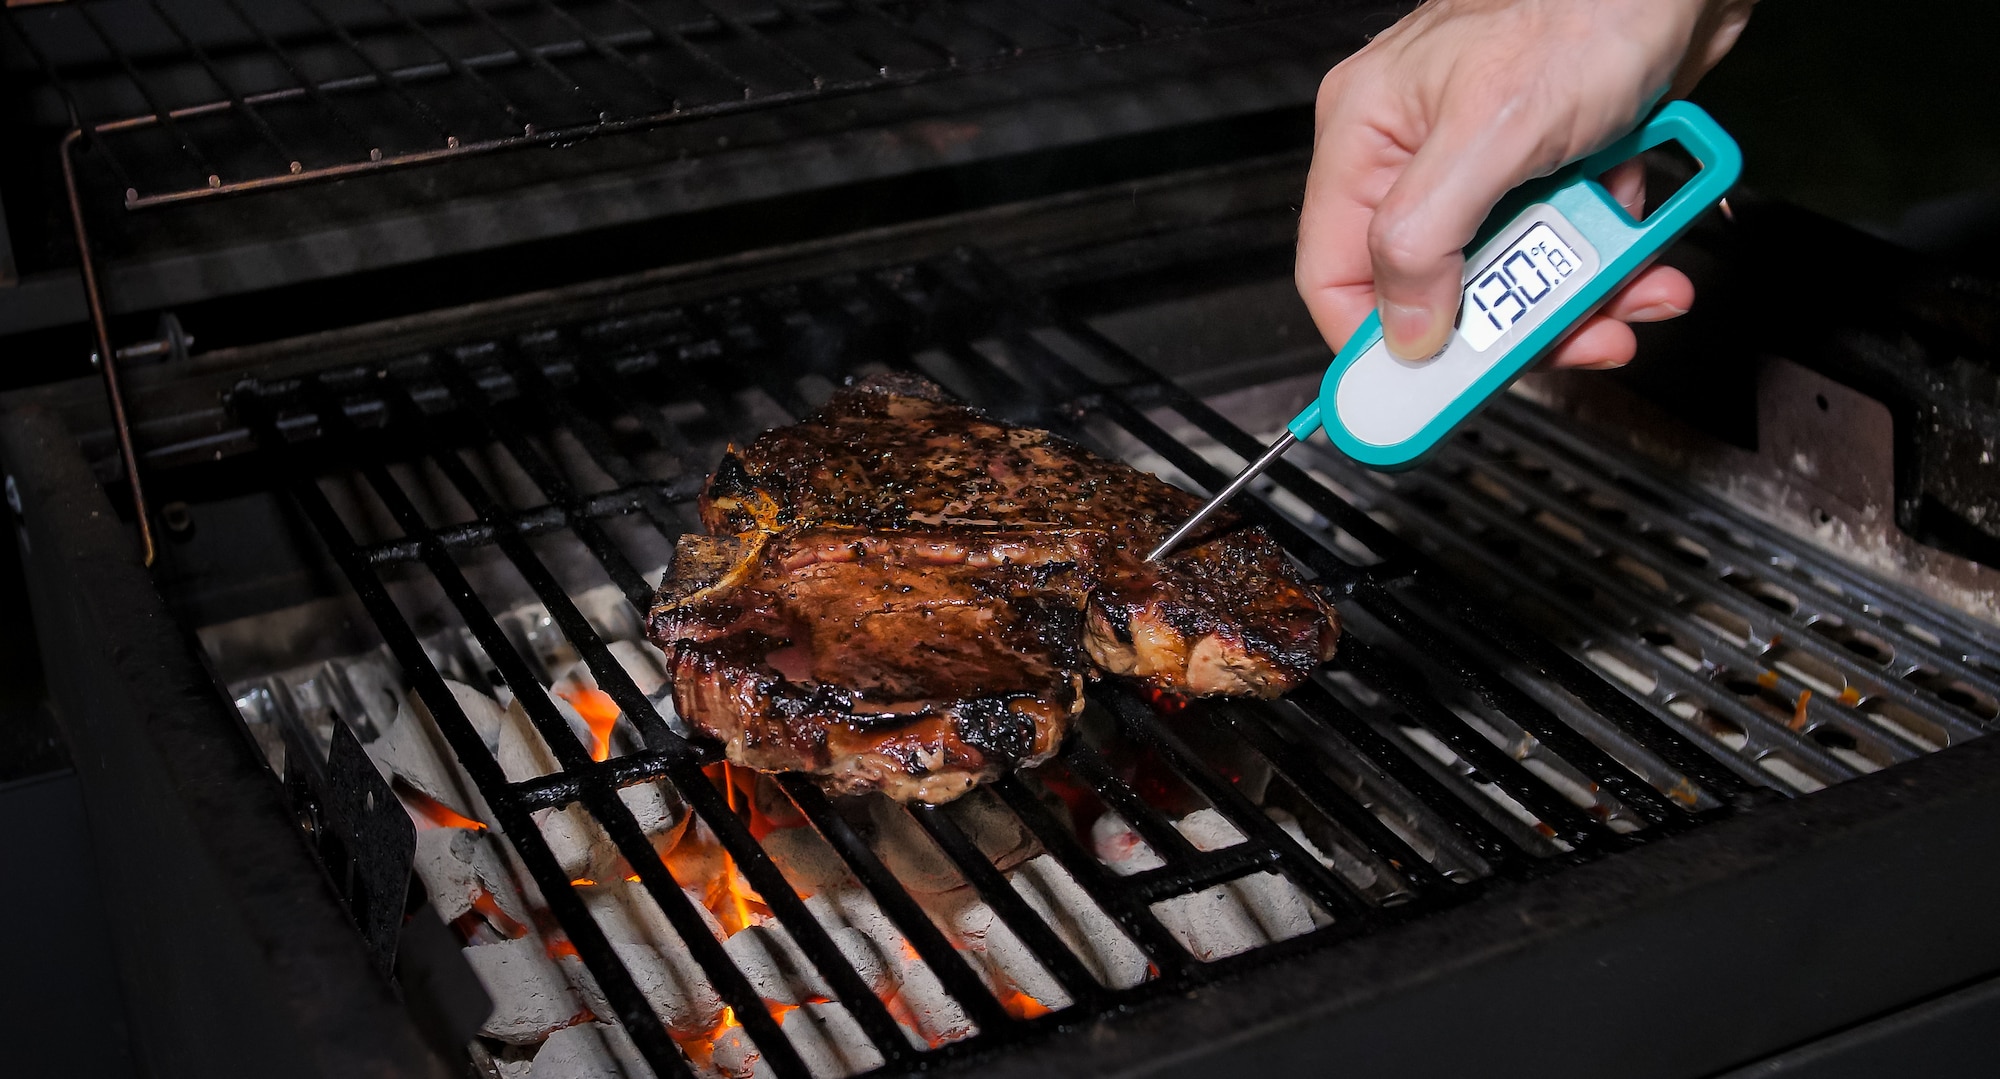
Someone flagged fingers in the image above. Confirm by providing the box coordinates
[1549,317,1638,370]
[1295,82,1417,351]
[1545,263,1694,368]
[1607,262,1695,323]
[1601,158,1647,218]
[1367,111,1565,359]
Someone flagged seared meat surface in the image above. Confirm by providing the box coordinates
[650,374,1338,802]
[657,527,1102,803]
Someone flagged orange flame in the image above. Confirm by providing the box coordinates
[560,686,623,762]
[691,763,771,934]
[1790,689,1813,732]
[1000,990,1052,1020]
[464,891,529,940]
[401,787,487,831]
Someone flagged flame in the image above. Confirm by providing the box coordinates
[464,891,529,939]
[705,1000,799,1044]
[685,763,772,934]
[560,686,622,762]
[705,760,790,840]
[1139,685,1191,714]
[401,787,486,831]
[1790,689,1813,732]
[1000,990,1052,1020]
[571,878,597,887]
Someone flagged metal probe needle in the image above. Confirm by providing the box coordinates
[1144,431,1299,562]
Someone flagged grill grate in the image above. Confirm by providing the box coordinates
[6,0,1324,208]
[218,248,1999,1076]
[1258,396,2000,795]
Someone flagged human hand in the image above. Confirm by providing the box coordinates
[1295,0,1755,367]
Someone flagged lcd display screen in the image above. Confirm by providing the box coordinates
[1459,222,1582,352]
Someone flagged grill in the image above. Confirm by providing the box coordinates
[9,3,2000,1076]
[10,0,1321,209]
[170,245,1998,1076]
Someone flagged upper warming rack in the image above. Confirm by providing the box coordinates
[5,0,1321,208]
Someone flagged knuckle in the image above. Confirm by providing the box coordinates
[1367,212,1433,279]
[1314,66,1349,119]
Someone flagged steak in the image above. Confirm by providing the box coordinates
[649,374,1339,802]
[656,527,1104,804]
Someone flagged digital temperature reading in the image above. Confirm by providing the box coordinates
[1459,222,1581,352]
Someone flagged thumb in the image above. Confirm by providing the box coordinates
[1369,118,1561,359]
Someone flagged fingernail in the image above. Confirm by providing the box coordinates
[1381,302,1445,360]
[1625,301,1688,323]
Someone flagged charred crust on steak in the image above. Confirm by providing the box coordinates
[650,376,1338,803]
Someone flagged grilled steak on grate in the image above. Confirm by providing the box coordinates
[649,374,1338,802]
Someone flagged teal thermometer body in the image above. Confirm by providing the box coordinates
[1147,101,1740,562]
[1293,100,1741,465]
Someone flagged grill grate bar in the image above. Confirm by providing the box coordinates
[511,748,686,810]
[526,0,685,109]
[62,0,222,186]
[1477,405,2000,712]
[779,776,1019,1033]
[1096,686,1380,922]
[360,0,541,132]
[1206,698,1447,895]
[1378,452,1900,782]
[1057,737,1211,868]
[8,0,1328,207]
[1352,581,1689,827]
[135,0,303,170]
[454,0,611,118]
[212,0,383,161]
[1280,678,1521,873]
[1333,635,1619,853]
[294,0,458,142]
[602,0,755,98]
[353,475,702,565]
[1115,844,1283,903]
[234,385,704,1079]
[1430,436,1983,744]
[908,803,1110,1007]
[986,774,1195,977]
[675,762,924,1064]
[481,347,697,599]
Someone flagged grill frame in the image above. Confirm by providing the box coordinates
[200,241,1942,1077]
[6,0,1329,209]
[7,170,2000,1078]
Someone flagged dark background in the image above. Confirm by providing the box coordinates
[4,2,2000,1076]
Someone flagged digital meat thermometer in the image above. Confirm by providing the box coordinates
[1147,100,1740,562]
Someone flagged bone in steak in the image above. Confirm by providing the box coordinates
[648,374,1338,802]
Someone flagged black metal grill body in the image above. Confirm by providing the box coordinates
[0,0,1385,339]
[8,157,2000,1078]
